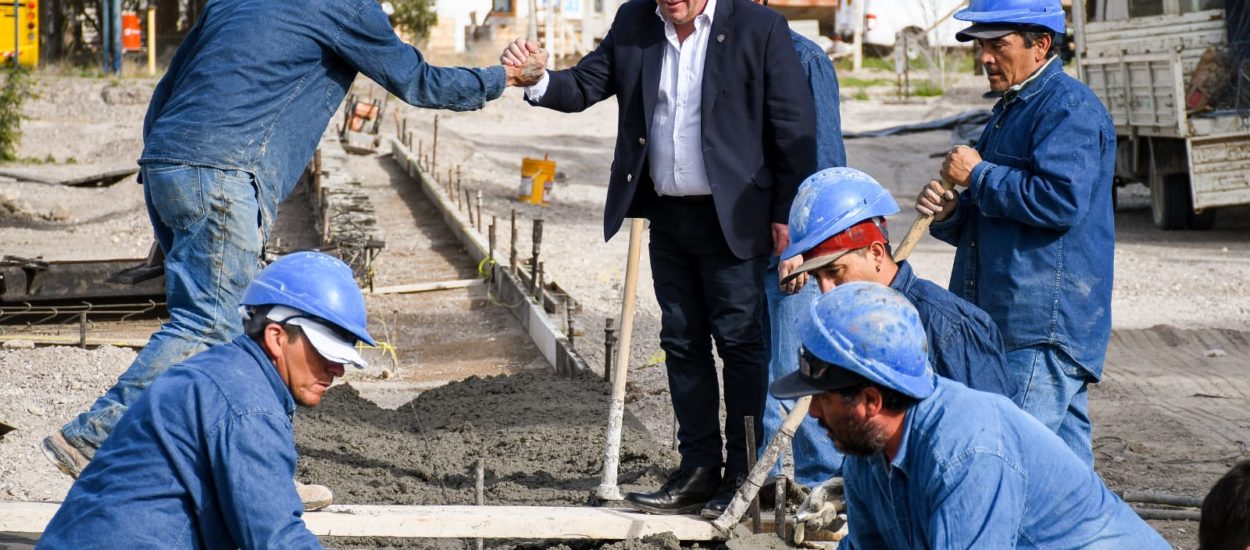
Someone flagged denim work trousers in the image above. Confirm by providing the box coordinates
[761,256,842,487]
[61,163,266,457]
[1008,344,1095,466]
[647,198,768,474]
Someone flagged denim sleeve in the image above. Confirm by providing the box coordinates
[928,192,973,246]
[803,52,846,169]
[764,18,818,224]
[528,20,618,112]
[210,413,322,549]
[926,453,1026,548]
[933,312,1016,401]
[967,93,1107,230]
[331,0,504,111]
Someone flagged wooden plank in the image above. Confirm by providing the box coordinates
[368,278,482,295]
[0,503,725,541]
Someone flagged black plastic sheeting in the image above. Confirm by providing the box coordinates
[843,109,992,147]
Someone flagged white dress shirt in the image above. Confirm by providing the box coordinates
[526,0,718,197]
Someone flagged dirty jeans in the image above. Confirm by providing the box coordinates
[760,256,842,488]
[61,163,266,458]
[1008,344,1095,467]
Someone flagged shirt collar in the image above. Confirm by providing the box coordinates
[238,335,297,417]
[888,260,917,294]
[655,0,719,37]
[982,54,1061,102]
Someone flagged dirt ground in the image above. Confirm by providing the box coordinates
[1,64,1249,549]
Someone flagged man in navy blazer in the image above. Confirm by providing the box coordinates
[504,0,816,516]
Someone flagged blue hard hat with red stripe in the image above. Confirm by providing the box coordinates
[782,167,899,262]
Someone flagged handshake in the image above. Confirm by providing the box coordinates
[502,38,549,88]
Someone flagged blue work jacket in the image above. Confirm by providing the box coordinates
[841,378,1169,549]
[890,261,1018,403]
[930,58,1116,377]
[38,337,319,550]
[790,31,846,169]
[139,0,504,229]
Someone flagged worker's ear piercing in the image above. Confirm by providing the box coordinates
[876,266,881,273]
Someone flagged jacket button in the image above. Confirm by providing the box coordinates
[639,137,646,145]
[626,174,633,182]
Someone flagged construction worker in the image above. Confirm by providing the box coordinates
[773,167,1017,526]
[37,252,371,549]
[42,0,547,508]
[502,0,816,517]
[770,282,1169,548]
[916,0,1115,466]
[751,0,848,495]
[1199,460,1250,550]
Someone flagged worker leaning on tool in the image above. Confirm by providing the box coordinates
[771,282,1169,549]
[915,0,1116,466]
[42,0,547,510]
[778,167,1019,538]
[38,252,371,550]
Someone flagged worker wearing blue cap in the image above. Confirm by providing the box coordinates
[772,282,1168,548]
[39,252,374,549]
[915,0,1116,466]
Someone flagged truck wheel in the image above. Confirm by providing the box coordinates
[1189,207,1217,231]
[1151,173,1190,230]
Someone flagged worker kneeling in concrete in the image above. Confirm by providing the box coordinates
[38,251,374,549]
[770,282,1168,548]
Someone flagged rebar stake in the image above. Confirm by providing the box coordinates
[431,114,439,176]
[510,210,518,276]
[746,415,761,534]
[466,190,475,226]
[79,312,88,349]
[604,317,617,382]
[488,216,497,266]
[476,190,483,233]
[530,219,544,296]
[566,299,576,347]
[535,261,545,302]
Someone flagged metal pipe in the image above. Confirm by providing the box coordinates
[530,219,544,296]
[1134,507,1201,522]
[1120,491,1203,509]
[603,317,616,382]
[565,299,575,347]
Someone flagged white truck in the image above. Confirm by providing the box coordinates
[1073,0,1249,229]
[834,0,970,52]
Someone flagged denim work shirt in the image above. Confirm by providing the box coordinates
[38,337,318,550]
[841,378,1170,549]
[930,58,1116,377]
[890,261,1018,403]
[790,31,846,169]
[140,0,504,227]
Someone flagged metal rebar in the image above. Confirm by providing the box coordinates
[535,261,545,302]
[78,312,88,349]
[431,114,439,176]
[746,415,761,534]
[488,216,497,265]
[401,118,408,146]
[476,190,483,233]
[465,190,474,225]
[475,458,485,550]
[565,299,576,347]
[530,219,544,296]
[510,210,518,276]
[774,475,788,539]
[604,317,617,382]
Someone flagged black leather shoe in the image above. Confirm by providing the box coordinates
[623,466,721,515]
[700,470,747,518]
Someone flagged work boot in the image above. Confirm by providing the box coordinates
[700,470,747,518]
[623,466,720,515]
[41,432,90,479]
[296,480,334,512]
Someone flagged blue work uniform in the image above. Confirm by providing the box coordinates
[930,57,1115,464]
[890,260,1017,402]
[40,337,320,549]
[762,30,847,488]
[841,378,1169,549]
[60,0,504,458]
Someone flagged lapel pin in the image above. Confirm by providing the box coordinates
[717,34,725,43]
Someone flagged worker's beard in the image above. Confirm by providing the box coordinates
[825,415,888,457]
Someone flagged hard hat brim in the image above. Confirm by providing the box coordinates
[955,22,1020,42]
[780,249,853,286]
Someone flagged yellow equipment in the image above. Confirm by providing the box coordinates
[518,155,557,205]
[0,0,39,67]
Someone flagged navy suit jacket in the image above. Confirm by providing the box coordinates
[528,0,817,259]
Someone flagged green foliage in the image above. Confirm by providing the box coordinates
[388,0,438,42]
[840,76,893,88]
[0,66,34,163]
[912,80,944,97]
[851,89,870,101]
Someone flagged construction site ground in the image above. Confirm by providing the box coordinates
[1,70,1248,549]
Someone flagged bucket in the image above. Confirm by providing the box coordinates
[122,12,142,52]
[518,156,557,205]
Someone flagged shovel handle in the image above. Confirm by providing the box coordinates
[893,179,957,262]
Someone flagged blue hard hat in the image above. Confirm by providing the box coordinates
[954,0,1065,38]
[782,167,899,262]
[241,251,376,347]
[770,282,935,400]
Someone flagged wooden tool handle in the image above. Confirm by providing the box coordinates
[893,179,957,262]
[596,217,646,501]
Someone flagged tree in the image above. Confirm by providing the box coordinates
[386,0,438,43]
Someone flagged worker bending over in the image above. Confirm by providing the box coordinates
[38,252,371,549]
[917,0,1115,465]
[771,282,1168,548]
